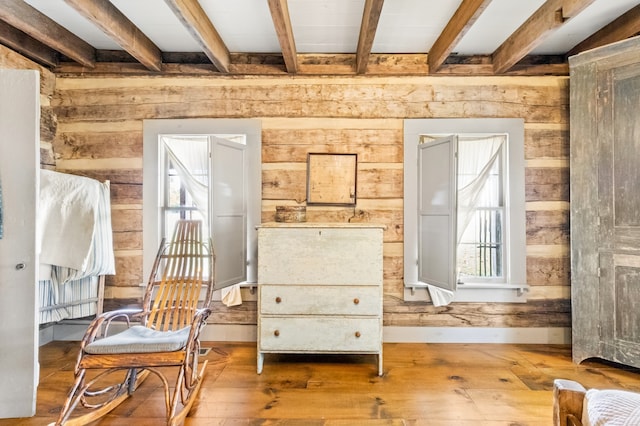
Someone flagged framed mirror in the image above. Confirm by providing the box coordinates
[306,153,357,206]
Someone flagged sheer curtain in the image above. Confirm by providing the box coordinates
[161,135,209,218]
[456,135,505,243]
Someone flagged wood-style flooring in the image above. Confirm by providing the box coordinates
[3,341,640,425]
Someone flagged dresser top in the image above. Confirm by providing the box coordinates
[257,222,386,229]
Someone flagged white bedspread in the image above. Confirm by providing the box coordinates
[38,170,101,271]
[583,388,640,426]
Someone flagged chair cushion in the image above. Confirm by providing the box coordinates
[582,388,640,426]
[84,325,191,354]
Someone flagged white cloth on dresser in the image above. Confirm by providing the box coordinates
[38,169,101,271]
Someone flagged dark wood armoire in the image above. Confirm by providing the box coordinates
[570,36,640,368]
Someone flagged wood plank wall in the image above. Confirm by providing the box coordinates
[0,44,56,166]
[48,74,570,329]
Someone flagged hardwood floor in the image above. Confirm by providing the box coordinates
[3,341,640,425]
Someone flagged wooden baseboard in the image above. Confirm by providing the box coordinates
[42,322,570,345]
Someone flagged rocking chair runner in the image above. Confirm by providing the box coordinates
[51,220,215,426]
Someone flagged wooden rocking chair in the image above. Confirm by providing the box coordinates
[50,220,215,425]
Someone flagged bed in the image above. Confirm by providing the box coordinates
[553,379,640,426]
[37,170,115,324]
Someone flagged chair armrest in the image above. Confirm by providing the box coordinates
[80,308,144,349]
[184,308,212,349]
[553,379,587,426]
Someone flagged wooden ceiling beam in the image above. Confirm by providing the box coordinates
[428,0,493,73]
[164,0,230,73]
[63,0,162,72]
[55,53,568,76]
[0,0,95,68]
[492,0,595,74]
[268,0,298,73]
[356,0,385,74]
[568,4,640,57]
[0,20,59,67]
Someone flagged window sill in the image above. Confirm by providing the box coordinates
[403,283,529,303]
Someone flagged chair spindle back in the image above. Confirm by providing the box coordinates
[143,220,214,331]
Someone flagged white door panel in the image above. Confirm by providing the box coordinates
[0,70,39,418]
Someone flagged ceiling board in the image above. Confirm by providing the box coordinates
[199,0,281,53]
[288,0,365,53]
[25,0,119,49]
[531,0,640,54]
[454,0,546,55]
[373,0,463,53]
[110,0,200,52]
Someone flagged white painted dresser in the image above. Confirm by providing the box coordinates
[257,222,385,375]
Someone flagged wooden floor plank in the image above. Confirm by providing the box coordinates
[2,341,640,425]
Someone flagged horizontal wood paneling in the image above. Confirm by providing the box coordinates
[383,296,570,328]
[108,254,143,287]
[525,128,569,159]
[112,230,142,251]
[527,256,570,286]
[52,130,142,159]
[526,167,570,201]
[526,210,569,245]
[0,44,55,94]
[1,44,58,167]
[51,73,571,329]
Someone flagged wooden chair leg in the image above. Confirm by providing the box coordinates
[168,360,208,426]
[50,368,150,426]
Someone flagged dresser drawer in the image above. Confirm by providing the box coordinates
[257,226,383,285]
[260,285,380,316]
[259,317,380,352]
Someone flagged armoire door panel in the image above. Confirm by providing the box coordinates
[615,228,640,251]
[613,265,640,342]
[613,68,640,228]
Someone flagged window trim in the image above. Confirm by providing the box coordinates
[403,118,528,303]
[143,119,261,285]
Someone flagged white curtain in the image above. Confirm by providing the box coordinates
[456,135,505,243]
[161,136,209,218]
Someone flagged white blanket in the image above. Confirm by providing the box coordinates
[583,388,640,426]
[38,170,101,271]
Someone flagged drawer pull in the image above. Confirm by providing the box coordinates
[274,330,280,337]
[353,298,360,305]
[275,296,282,303]
[355,331,361,338]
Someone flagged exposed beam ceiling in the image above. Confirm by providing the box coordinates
[63,0,162,72]
[1,0,639,77]
[429,0,493,73]
[0,0,95,68]
[492,0,597,74]
[356,0,385,74]
[268,0,298,74]
[164,0,230,73]
[0,19,59,67]
[568,3,640,56]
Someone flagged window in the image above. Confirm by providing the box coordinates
[143,119,261,288]
[404,119,528,304]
